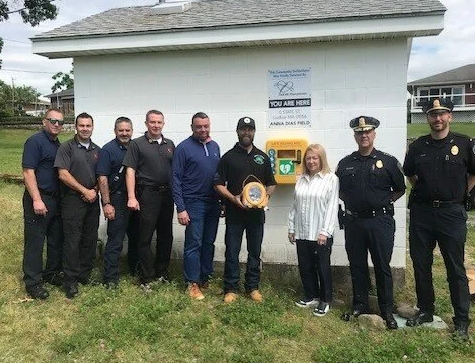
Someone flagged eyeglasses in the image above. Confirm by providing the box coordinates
[45,118,65,126]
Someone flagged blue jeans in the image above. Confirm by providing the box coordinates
[224,222,264,293]
[183,198,220,283]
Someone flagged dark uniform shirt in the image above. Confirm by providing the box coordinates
[54,137,100,191]
[22,130,61,193]
[214,143,277,224]
[122,132,175,187]
[403,132,475,203]
[96,138,128,194]
[336,148,405,212]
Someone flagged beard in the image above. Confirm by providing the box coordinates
[238,134,253,147]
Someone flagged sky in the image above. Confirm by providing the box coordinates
[0,0,474,96]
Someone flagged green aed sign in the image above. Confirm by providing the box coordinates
[279,159,295,175]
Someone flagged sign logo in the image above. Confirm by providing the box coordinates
[279,159,294,175]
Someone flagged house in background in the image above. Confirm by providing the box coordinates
[408,63,475,123]
[23,96,51,116]
[31,0,446,278]
[44,88,75,115]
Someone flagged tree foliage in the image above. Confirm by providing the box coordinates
[51,70,74,93]
[0,0,58,68]
[0,79,40,116]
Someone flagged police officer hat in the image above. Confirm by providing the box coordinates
[422,98,454,114]
[237,117,256,130]
[350,116,380,132]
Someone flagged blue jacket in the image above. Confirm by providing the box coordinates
[172,136,220,212]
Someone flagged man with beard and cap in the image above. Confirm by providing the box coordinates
[97,117,139,289]
[336,116,405,330]
[172,112,221,300]
[404,98,475,341]
[214,116,277,304]
[54,112,101,299]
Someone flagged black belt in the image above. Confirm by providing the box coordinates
[140,184,170,191]
[39,189,60,197]
[346,206,393,218]
[414,200,462,208]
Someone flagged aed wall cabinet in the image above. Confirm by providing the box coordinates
[266,139,308,184]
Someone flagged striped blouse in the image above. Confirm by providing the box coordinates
[288,172,339,240]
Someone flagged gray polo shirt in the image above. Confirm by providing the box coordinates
[122,132,175,187]
[54,137,101,191]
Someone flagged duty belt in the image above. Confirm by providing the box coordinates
[39,189,60,197]
[346,205,393,218]
[414,199,462,208]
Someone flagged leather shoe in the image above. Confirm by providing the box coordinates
[406,311,433,327]
[44,273,63,286]
[453,325,470,342]
[65,285,79,299]
[27,285,49,300]
[341,309,369,321]
[383,313,398,330]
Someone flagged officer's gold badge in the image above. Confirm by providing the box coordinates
[376,160,383,168]
[451,145,459,156]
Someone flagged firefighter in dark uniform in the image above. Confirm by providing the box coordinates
[54,112,101,299]
[97,117,139,288]
[403,98,475,340]
[336,116,405,330]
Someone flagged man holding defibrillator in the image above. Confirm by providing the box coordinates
[214,117,276,304]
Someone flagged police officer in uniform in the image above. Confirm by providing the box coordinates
[337,116,405,329]
[404,98,475,340]
[97,117,138,288]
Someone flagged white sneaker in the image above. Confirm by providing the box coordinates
[313,301,330,317]
[295,298,319,308]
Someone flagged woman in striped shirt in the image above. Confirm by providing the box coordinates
[288,144,339,316]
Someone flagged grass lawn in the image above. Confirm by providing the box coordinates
[408,122,475,139]
[0,181,475,362]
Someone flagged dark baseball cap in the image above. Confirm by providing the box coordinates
[236,117,256,130]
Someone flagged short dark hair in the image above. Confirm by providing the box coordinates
[145,110,164,122]
[115,116,133,130]
[44,108,63,119]
[191,112,209,124]
[75,112,94,126]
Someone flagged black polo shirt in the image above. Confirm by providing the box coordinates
[54,137,100,191]
[22,130,61,193]
[122,132,175,187]
[404,132,475,203]
[336,148,405,212]
[96,138,128,194]
[214,143,276,224]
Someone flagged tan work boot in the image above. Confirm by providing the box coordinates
[247,289,263,302]
[187,283,205,300]
[224,292,238,304]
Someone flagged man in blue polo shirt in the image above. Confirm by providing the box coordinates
[172,112,221,300]
[22,108,65,299]
[97,117,139,288]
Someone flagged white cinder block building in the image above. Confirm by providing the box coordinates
[32,0,446,277]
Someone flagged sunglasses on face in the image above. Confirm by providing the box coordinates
[45,118,65,126]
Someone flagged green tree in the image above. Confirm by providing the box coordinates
[0,79,40,116]
[51,70,74,92]
[0,0,58,68]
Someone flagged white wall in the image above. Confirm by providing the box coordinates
[74,38,409,268]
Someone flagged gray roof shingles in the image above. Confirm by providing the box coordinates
[408,64,475,85]
[34,0,446,40]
